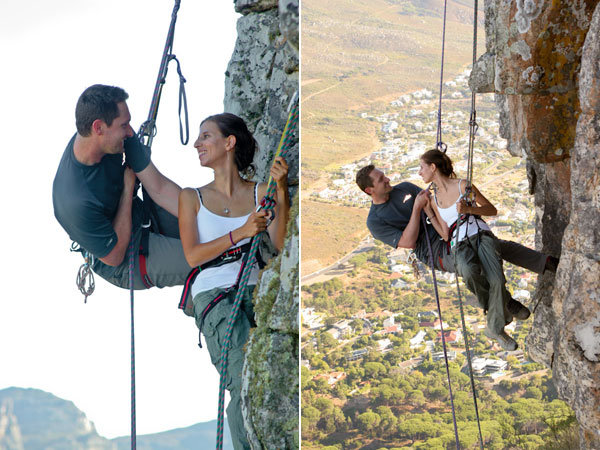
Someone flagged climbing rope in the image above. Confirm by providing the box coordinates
[422,1,484,448]
[435,0,449,152]
[465,0,479,193]
[129,2,187,448]
[453,252,485,449]
[128,230,137,450]
[215,93,298,450]
[138,0,189,147]
[421,212,461,449]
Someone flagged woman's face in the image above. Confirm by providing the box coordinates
[194,120,229,167]
[418,159,436,183]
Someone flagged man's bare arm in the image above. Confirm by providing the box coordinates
[136,161,181,217]
[99,168,136,267]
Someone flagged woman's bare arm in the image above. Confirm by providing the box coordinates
[178,187,268,267]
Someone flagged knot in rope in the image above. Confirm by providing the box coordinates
[76,252,95,303]
[436,141,448,153]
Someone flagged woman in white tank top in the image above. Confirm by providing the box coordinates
[178,113,290,449]
[418,149,521,352]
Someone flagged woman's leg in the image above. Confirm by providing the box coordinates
[453,239,490,311]
[475,233,512,334]
[193,287,255,450]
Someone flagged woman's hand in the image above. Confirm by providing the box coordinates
[240,210,269,239]
[270,156,289,191]
[456,198,471,215]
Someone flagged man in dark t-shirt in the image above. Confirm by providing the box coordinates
[53,84,191,291]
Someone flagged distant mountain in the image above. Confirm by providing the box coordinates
[0,388,232,450]
[111,421,232,450]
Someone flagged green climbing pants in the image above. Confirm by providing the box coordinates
[192,285,256,450]
[452,232,511,334]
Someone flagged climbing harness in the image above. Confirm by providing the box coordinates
[214,92,298,450]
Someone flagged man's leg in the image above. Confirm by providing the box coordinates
[497,239,547,274]
[145,232,191,288]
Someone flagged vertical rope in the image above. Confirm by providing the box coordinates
[215,97,298,449]
[128,229,137,450]
[453,268,485,449]
[421,212,460,449]
[466,0,479,189]
[436,0,449,150]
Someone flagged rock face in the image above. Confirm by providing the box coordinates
[225,1,299,448]
[471,1,600,447]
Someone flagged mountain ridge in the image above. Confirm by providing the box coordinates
[0,387,232,450]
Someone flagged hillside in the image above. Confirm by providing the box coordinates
[0,387,233,450]
[301,0,486,272]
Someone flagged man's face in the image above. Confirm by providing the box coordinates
[101,101,134,154]
[367,169,392,197]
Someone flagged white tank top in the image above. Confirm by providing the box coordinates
[435,180,490,245]
[191,184,260,297]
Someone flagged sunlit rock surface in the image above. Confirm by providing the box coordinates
[471,1,600,447]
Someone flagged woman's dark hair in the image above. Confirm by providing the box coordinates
[201,113,257,177]
[421,149,456,178]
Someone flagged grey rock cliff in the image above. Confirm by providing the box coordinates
[471,1,600,448]
[225,1,299,448]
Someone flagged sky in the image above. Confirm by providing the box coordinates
[0,0,240,439]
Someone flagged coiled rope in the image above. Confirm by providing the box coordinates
[215,93,298,450]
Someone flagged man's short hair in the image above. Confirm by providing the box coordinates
[356,164,375,193]
[75,84,129,136]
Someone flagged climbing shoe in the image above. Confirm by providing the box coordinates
[484,327,518,351]
[507,298,531,320]
[544,255,559,273]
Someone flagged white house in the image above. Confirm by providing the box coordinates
[410,330,427,349]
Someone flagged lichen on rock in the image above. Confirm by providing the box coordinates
[475,0,600,447]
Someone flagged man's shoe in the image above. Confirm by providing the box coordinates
[507,298,531,321]
[544,255,559,273]
[484,327,518,351]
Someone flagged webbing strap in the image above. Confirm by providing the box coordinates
[214,94,298,450]
[422,212,460,449]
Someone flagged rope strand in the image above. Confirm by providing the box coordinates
[215,97,298,450]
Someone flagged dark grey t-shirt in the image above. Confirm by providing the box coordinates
[366,182,444,265]
[52,134,151,258]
